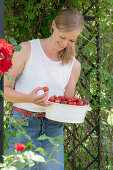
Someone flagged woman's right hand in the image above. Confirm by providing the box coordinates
[29,87,52,107]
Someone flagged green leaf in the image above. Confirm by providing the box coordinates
[23,151,34,159]
[24,133,31,141]
[37,134,49,140]
[0,74,2,79]
[0,89,4,97]
[31,154,45,163]
[48,137,59,146]
[35,147,47,156]
[16,161,25,169]
[10,117,17,124]
[57,136,64,144]
[4,129,13,139]
[14,45,22,52]
[5,73,13,83]
[8,37,17,46]
[16,129,23,138]
[105,43,111,48]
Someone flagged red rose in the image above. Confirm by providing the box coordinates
[0,39,14,57]
[0,56,12,74]
[15,143,26,151]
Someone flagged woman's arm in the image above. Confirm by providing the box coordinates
[4,41,51,106]
[4,41,30,103]
[64,58,81,97]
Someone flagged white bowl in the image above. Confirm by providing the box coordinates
[46,102,92,123]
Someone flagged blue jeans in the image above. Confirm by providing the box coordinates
[6,108,64,170]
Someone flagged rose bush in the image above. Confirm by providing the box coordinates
[1,38,63,169]
[0,39,14,74]
[0,37,22,96]
[0,133,63,169]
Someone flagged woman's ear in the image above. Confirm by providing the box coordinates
[52,20,56,29]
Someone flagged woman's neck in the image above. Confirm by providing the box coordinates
[40,36,60,61]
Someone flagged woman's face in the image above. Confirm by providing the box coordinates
[52,23,80,51]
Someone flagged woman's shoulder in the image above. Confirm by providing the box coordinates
[72,57,81,71]
[19,40,31,50]
[12,41,31,66]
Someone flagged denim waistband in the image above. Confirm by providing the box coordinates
[12,106,46,118]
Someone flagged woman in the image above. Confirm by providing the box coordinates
[4,8,84,170]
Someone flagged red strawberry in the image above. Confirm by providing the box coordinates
[83,104,87,106]
[67,99,72,103]
[63,96,68,101]
[58,96,64,100]
[53,95,57,99]
[83,100,88,105]
[76,98,81,103]
[61,101,68,104]
[65,96,69,101]
[68,102,73,105]
[73,102,76,105]
[55,98,61,103]
[76,102,83,106]
[49,96,55,102]
[72,96,76,102]
[43,86,49,92]
[68,97,74,103]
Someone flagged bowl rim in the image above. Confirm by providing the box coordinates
[47,101,90,108]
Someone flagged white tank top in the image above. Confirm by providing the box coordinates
[13,38,74,112]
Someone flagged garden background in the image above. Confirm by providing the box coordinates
[2,0,113,169]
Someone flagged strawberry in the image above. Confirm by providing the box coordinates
[72,96,76,102]
[49,96,55,102]
[83,100,88,105]
[53,95,57,99]
[73,102,76,105]
[65,96,69,101]
[76,102,83,106]
[61,101,68,104]
[55,98,61,103]
[63,96,68,101]
[43,86,49,92]
[68,102,73,105]
[83,104,87,106]
[67,99,72,103]
[58,96,64,101]
[76,98,81,103]
[68,97,74,103]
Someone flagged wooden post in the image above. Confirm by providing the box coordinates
[0,0,4,163]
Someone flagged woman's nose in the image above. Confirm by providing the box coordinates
[62,40,68,47]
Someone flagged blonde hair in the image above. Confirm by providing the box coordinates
[53,8,84,64]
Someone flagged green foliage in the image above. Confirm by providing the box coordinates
[5,73,13,83]
[0,89,4,97]
[3,112,62,169]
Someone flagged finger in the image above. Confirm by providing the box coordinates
[39,102,53,107]
[46,102,53,106]
[33,93,48,104]
[34,98,52,107]
[32,87,43,97]
[44,101,53,107]
[33,87,43,94]
[34,91,48,100]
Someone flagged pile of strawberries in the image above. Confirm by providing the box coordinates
[42,87,89,106]
[48,95,88,106]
